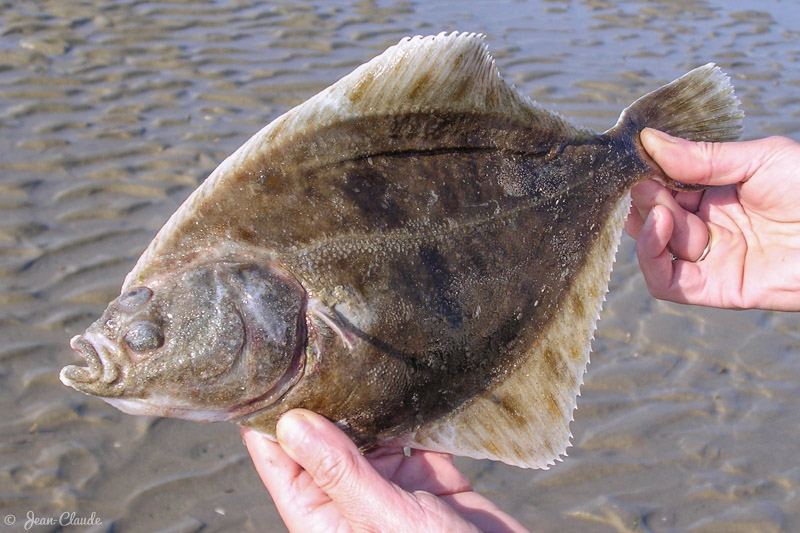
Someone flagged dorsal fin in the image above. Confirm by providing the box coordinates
[394,184,632,469]
[335,32,540,117]
[270,31,572,132]
[229,31,580,161]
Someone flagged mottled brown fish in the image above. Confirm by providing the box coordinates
[60,32,743,468]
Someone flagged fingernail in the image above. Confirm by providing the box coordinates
[276,412,313,452]
[642,128,678,144]
[651,208,661,223]
[642,208,659,231]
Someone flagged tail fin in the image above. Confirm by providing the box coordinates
[608,63,743,142]
[608,63,743,191]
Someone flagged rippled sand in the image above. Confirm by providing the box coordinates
[2,1,799,532]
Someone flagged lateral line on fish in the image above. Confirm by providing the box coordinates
[285,153,621,266]
[349,145,552,163]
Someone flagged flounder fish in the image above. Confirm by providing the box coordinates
[61,32,743,468]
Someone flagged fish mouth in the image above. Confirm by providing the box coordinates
[60,334,122,394]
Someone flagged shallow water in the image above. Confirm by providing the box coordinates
[1,1,799,532]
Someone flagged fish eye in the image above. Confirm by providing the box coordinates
[124,322,164,353]
[118,287,153,311]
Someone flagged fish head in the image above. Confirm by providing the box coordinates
[60,262,307,423]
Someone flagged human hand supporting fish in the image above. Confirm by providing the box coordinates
[243,409,529,533]
[626,128,800,311]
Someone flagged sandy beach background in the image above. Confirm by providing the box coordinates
[1,1,799,531]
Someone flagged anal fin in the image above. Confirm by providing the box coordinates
[398,193,632,469]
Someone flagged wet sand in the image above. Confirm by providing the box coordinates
[1,1,799,532]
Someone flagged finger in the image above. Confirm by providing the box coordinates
[442,492,530,533]
[276,410,423,532]
[636,205,675,296]
[242,428,300,496]
[631,181,710,261]
[630,179,668,219]
[640,128,765,187]
[381,451,529,533]
[636,207,702,304]
[625,203,644,239]
[373,449,473,496]
[673,189,704,213]
[669,208,711,262]
[667,221,738,306]
[242,428,337,531]
[640,218,736,306]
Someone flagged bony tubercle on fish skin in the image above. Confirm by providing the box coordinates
[61,31,742,469]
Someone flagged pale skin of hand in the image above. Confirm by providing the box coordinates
[243,409,529,533]
[626,128,800,311]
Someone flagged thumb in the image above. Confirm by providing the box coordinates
[276,409,419,531]
[640,128,760,187]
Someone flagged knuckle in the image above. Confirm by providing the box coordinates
[695,140,718,180]
[410,493,454,532]
[311,447,355,493]
[765,135,796,149]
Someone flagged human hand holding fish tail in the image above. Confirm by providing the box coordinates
[626,129,800,311]
[243,410,528,533]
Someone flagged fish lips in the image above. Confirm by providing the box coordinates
[60,334,122,395]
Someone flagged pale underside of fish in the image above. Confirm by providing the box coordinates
[61,32,743,469]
